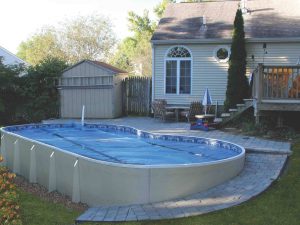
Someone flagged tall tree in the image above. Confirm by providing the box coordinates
[110,38,137,74]
[17,15,116,65]
[154,0,176,19]
[17,28,66,65]
[224,9,250,111]
[60,15,116,63]
[110,10,156,76]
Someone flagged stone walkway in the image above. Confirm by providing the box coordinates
[76,153,287,223]
[56,117,292,223]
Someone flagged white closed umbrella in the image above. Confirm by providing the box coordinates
[202,88,212,115]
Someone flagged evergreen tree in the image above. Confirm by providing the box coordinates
[224,9,250,111]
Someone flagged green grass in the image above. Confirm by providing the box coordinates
[19,190,81,225]
[19,141,300,225]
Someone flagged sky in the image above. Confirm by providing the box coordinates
[0,0,162,54]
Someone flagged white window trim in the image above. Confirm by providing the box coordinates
[164,46,193,95]
[214,45,231,63]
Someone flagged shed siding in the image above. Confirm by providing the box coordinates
[63,62,114,78]
[60,61,125,119]
[153,42,300,105]
[60,88,113,119]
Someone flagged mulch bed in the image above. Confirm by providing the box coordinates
[14,176,88,212]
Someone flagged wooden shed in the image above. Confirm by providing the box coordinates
[58,60,127,119]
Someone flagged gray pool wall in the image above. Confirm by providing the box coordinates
[1,124,245,206]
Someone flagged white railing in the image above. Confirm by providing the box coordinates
[253,64,300,102]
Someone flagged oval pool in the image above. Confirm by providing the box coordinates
[1,123,245,206]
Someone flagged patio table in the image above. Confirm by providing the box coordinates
[165,106,190,122]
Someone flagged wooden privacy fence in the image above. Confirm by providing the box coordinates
[122,76,152,116]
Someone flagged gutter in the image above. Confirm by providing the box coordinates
[151,37,300,45]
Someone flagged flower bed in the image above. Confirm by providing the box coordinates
[0,155,21,225]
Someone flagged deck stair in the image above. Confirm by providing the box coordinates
[219,99,254,125]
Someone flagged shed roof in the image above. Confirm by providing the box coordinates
[63,60,127,74]
[151,0,300,41]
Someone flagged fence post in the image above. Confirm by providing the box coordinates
[257,63,264,103]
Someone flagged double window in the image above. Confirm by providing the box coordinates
[165,46,192,94]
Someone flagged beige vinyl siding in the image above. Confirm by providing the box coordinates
[153,42,300,105]
[154,44,230,105]
[246,42,300,75]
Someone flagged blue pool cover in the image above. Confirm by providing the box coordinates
[5,124,243,165]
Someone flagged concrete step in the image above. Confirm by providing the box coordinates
[221,113,231,118]
[229,108,238,112]
[243,99,254,107]
[236,104,246,112]
[214,118,223,123]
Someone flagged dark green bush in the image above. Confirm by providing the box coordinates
[224,9,250,111]
[0,57,68,125]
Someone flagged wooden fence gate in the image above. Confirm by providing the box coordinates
[122,77,152,116]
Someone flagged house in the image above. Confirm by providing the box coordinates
[0,46,29,67]
[151,0,300,111]
[58,60,127,119]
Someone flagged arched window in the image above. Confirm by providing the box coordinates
[165,46,192,94]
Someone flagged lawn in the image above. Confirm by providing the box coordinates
[18,140,300,225]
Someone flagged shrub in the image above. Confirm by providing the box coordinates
[0,155,22,225]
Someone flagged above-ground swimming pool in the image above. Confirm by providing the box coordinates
[1,123,245,206]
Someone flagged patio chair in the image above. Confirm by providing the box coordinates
[180,101,203,122]
[152,99,166,119]
[151,99,175,121]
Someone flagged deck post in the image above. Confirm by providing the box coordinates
[254,64,264,124]
[257,63,264,103]
[277,112,283,127]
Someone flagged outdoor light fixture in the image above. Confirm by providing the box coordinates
[263,43,267,49]
[263,43,268,63]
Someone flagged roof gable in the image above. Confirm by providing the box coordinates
[0,46,29,66]
[63,60,127,74]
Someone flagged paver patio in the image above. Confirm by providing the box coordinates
[44,117,291,223]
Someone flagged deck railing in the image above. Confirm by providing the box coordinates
[253,64,300,102]
[58,76,113,87]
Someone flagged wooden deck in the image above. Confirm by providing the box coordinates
[252,64,300,123]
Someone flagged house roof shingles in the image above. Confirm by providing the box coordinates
[151,0,300,41]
